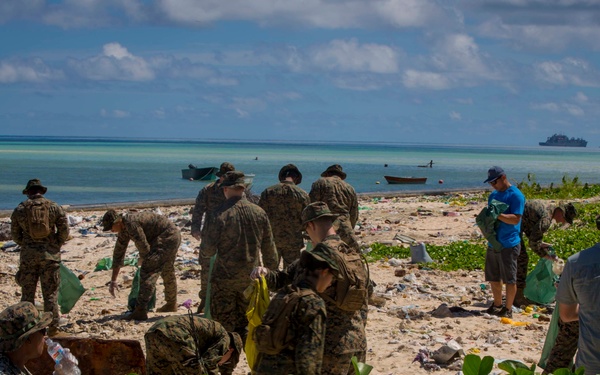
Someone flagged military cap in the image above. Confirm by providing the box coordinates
[22,179,47,195]
[321,164,347,180]
[300,244,339,275]
[301,201,338,226]
[0,302,52,352]
[278,164,303,184]
[216,162,236,177]
[228,332,243,366]
[101,209,122,231]
[557,203,577,225]
[220,171,246,188]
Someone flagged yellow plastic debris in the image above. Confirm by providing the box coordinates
[500,317,529,326]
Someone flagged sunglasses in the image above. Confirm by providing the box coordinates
[489,178,500,186]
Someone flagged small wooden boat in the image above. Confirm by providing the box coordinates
[384,175,427,184]
[181,165,218,180]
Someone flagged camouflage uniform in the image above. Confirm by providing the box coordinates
[309,176,360,250]
[543,317,579,374]
[11,196,69,329]
[202,196,278,342]
[265,235,368,375]
[259,181,310,267]
[518,200,555,289]
[112,211,181,311]
[0,355,29,375]
[145,315,239,375]
[254,279,327,375]
[191,181,226,305]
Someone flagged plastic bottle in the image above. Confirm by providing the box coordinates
[45,339,82,375]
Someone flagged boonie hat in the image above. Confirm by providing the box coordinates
[216,162,235,177]
[300,244,339,275]
[557,203,577,225]
[0,302,52,352]
[278,164,303,184]
[483,166,506,183]
[301,201,338,226]
[227,332,243,366]
[22,179,47,195]
[101,209,122,231]
[220,171,246,188]
[321,164,347,180]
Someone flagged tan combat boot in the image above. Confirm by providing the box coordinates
[123,307,148,321]
[156,302,178,313]
[513,288,534,308]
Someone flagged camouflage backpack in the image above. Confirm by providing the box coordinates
[253,285,315,355]
[323,250,370,311]
[24,198,52,241]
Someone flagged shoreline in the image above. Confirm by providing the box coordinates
[0,187,489,218]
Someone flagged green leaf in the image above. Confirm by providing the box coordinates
[351,356,373,375]
[515,368,534,375]
[499,360,530,374]
[574,366,585,375]
[551,369,572,375]
[479,356,495,375]
[463,354,483,375]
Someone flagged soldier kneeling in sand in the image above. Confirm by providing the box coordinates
[102,209,181,320]
[145,315,243,375]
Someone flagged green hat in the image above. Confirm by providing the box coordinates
[557,203,577,225]
[321,164,347,180]
[300,244,339,275]
[216,162,235,177]
[0,302,52,352]
[101,209,122,231]
[278,164,302,184]
[22,179,47,195]
[227,332,243,366]
[220,171,246,188]
[301,201,338,226]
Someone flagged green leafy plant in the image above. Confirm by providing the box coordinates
[462,354,494,375]
[462,354,584,375]
[351,356,373,375]
[517,174,600,200]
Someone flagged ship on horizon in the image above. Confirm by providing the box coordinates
[539,133,587,147]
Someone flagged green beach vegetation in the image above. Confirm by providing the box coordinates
[366,175,600,271]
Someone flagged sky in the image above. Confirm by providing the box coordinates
[1,0,600,146]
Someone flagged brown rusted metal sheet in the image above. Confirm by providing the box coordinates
[26,337,146,375]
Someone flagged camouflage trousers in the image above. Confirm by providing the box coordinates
[137,230,180,311]
[209,283,249,344]
[16,251,60,328]
[145,329,200,375]
[322,349,366,375]
[197,243,212,308]
[516,238,529,289]
[543,319,579,374]
[334,217,360,251]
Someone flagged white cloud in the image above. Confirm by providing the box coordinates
[0,58,64,83]
[575,92,588,102]
[456,98,473,105]
[531,102,584,116]
[310,39,399,74]
[68,42,154,81]
[449,111,462,120]
[534,58,600,87]
[100,108,131,118]
[402,70,451,90]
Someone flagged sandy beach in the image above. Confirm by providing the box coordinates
[0,191,561,374]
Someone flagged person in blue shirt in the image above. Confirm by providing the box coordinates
[483,166,525,318]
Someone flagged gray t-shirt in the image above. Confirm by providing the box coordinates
[556,243,600,375]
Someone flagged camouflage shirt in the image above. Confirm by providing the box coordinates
[145,315,230,375]
[202,196,278,288]
[191,181,225,238]
[521,200,555,257]
[112,211,178,267]
[10,196,69,262]
[0,354,31,375]
[255,279,327,375]
[259,181,310,252]
[265,234,367,357]
[309,176,359,227]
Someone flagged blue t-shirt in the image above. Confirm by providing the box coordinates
[488,185,525,248]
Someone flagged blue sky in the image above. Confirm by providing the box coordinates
[1,0,600,145]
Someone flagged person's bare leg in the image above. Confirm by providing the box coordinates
[490,281,503,307]
[505,283,516,311]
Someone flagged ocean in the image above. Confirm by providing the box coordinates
[1,136,599,210]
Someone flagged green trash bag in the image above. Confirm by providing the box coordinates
[127,268,156,311]
[58,263,86,314]
[538,304,561,369]
[524,258,558,305]
[94,257,113,271]
[203,254,217,320]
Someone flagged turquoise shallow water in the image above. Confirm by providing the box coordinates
[1,137,599,209]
